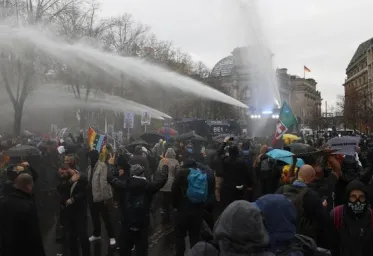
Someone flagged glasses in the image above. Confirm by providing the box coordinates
[349,194,366,203]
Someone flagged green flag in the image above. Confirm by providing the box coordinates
[273,101,298,144]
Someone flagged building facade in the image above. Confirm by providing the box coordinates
[208,46,321,125]
[344,38,373,131]
[289,76,322,126]
[208,46,291,118]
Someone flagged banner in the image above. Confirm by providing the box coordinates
[124,112,134,129]
[141,112,151,126]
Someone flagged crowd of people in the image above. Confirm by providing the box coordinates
[0,133,373,256]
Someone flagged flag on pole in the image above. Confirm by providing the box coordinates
[272,102,298,146]
[88,127,107,152]
[304,66,311,72]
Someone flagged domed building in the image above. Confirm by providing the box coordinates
[207,46,292,119]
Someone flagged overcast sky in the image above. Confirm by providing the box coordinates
[100,0,373,108]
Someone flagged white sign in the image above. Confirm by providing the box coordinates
[58,127,68,139]
[51,124,58,137]
[141,112,151,126]
[124,112,134,129]
[328,136,360,156]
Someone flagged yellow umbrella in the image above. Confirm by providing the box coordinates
[282,134,301,145]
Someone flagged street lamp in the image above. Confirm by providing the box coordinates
[271,114,279,119]
[250,115,262,119]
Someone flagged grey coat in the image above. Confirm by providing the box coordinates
[159,148,180,192]
[188,200,274,256]
[88,161,113,202]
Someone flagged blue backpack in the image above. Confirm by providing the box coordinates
[186,168,208,203]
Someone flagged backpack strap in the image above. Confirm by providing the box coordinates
[334,205,344,230]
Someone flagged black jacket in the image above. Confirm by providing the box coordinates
[57,173,88,218]
[0,189,46,256]
[109,169,167,227]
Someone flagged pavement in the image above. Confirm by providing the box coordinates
[37,190,177,256]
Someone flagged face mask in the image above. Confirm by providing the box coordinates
[348,201,367,214]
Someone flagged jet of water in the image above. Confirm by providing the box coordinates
[27,86,171,120]
[0,25,248,109]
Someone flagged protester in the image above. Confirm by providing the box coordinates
[277,164,331,248]
[331,180,373,256]
[172,159,215,256]
[87,150,116,245]
[216,136,254,213]
[0,173,46,256]
[108,154,168,256]
[57,165,90,256]
[159,148,180,218]
[129,145,151,180]
[188,200,272,256]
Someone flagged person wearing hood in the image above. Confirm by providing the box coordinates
[254,194,320,255]
[129,145,151,180]
[331,180,373,256]
[158,148,180,218]
[188,200,272,256]
[108,155,168,256]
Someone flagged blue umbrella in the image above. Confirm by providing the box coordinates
[266,149,305,167]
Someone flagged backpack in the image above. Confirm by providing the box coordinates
[283,185,318,238]
[125,188,149,230]
[277,234,331,256]
[333,205,373,230]
[186,168,208,204]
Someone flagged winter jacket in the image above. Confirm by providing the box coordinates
[188,200,273,256]
[159,148,180,192]
[88,161,113,202]
[0,189,46,256]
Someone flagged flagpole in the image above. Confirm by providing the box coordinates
[303,66,305,79]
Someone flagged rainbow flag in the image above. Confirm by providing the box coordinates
[88,127,107,152]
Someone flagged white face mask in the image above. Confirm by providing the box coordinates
[348,201,367,214]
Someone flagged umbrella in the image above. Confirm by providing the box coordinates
[158,127,177,136]
[140,132,165,144]
[177,131,206,142]
[282,134,301,145]
[266,149,305,167]
[125,140,149,153]
[287,143,312,154]
[5,145,41,157]
[212,134,237,143]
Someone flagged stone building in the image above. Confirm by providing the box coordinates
[208,46,291,119]
[208,46,321,125]
[344,38,373,131]
[289,76,322,126]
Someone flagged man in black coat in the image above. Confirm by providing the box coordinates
[57,166,90,256]
[0,173,46,256]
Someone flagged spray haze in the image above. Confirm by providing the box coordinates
[0,25,248,110]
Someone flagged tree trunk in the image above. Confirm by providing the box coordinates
[13,104,23,137]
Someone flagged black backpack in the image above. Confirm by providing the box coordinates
[283,185,319,239]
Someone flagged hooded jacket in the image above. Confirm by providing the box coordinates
[254,194,297,252]
[330,180,373,256]
[188,200,274,256]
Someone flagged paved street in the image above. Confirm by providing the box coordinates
[37,190,176,256]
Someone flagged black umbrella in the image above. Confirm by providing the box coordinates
[139,132,164,145]
[5,145,41,157]
[212,134,237,143]
[177,131,206,142]
[287,143,313,154]
[125,140,150,153]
